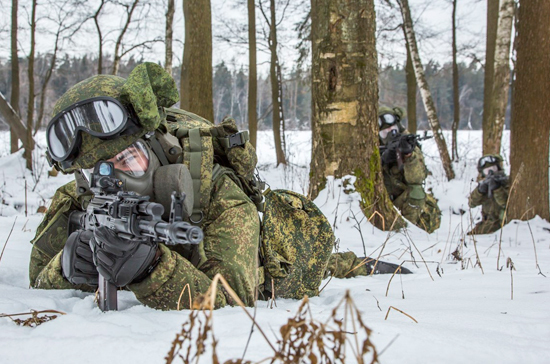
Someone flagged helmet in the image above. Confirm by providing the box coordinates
[47,62,179,173]
[378,105,405,144]
[477,154,504,177]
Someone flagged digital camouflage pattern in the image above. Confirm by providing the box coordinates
[325,252,368,278]
[382,146,441,233]
[260,189,334,299]
[468,173,509,235]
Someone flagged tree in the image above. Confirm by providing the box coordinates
[25,0,38,170]
[259,0,287,166]
[451,0,459,160]
[404,35,416,134]
[508,0,550,222]
[248,0,258,147]
[484,0,514,155]
[181,0,214,121]
[397,0,455,180]
[92,0,107,74]
[482,0,499,154]
[10,0,20,153]
[309,0,403,230]
[111,0,140,75]
[165,0,175,75]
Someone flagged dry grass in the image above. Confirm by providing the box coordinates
[0,309,66,327]
[165,275,378,364]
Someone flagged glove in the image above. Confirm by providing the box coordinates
[89,226,159,287]
[477,179,489,195]
[487,175,502,193]
[61,230,98,286]
[398,135,416,155]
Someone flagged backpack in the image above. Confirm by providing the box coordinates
[159,108,334,299]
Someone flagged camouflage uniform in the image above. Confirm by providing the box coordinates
[467,155,509,235]
[378,107,441,233]
[29,63,259,310]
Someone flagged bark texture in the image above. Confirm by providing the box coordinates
[482,0,499,154]
[10,0,20,153]
[485,0,514,155]
[398,0,455,180]
[165,0,175,74]
[309,0,402,230]
[247,0,258,148]
[181,0,214,122]
[508,0,550,221]
[267,0,286,165]
[405,34,416,134]
[451,0,459,160]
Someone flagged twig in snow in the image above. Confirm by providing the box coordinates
[0,217,17,266]
[506,257,516,300]
[384,306,417,323]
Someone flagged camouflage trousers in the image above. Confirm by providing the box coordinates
[395,192,441,233]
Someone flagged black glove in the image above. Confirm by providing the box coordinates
[89,226,159,287]
[487,174,502,193]
[477,179,489,195]
[398,134,416,155]
[61,230,98,286]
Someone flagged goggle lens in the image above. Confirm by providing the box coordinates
[47,97,128,161]
[107,141,150,177]
[378,113,397,127]
[479,155,498,168]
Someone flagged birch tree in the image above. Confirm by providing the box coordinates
[25,0,38,170]
[451,0,459,160]
[484,0,514,155]
[397,0,455,180]
[165,0,175,74]
[248,0,258,147]
[10,0,20,153]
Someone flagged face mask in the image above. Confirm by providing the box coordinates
[379,124,400,139]
[482,165,499,177]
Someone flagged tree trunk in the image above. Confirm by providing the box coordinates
[36,31,61,134]
[0,92,34,151]
[10,0,20,153]
[248,0,258,147]
[451,0,459,160]
[181,0,214,122]
[508,0,550,222]
[25,0,37,171]
[482,0,499,152]
[485,0,514,156]
[398,0,455,180]
[165,0,175,75]
[309,0,403,230]
[93,0,106,74]
[112,0,140,76]
[267,0,286,166]
[405,34,416,134]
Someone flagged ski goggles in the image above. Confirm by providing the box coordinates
[379,124,399,139]
[478,155,499,169]
[378,113,399,128]
[47,97,134,162]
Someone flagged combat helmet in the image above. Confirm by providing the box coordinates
[46,62,179,173]
[378,105,406,143]
[477,154,504,177]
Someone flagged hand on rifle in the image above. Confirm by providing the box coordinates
[89,226,160,287]
[478,171,504,197]
[62,230,98,286]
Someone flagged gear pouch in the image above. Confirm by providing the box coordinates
[261,189,334,299]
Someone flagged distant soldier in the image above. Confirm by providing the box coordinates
[378,106,441,233]
[467,154,509,235]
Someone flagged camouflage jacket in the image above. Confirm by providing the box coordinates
[30,112,261,311]
[382,146,428,206]
[468,178,509,222]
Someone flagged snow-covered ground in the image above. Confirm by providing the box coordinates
[0,130,549,364]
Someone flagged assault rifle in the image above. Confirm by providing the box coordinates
[380,131,433,170]
[480,170,508,199]
[68,161,203,311]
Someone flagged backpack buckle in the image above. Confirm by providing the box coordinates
[227,131,249,148]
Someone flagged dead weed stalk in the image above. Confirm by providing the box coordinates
[0,309,66,327]
[165,275,378,364]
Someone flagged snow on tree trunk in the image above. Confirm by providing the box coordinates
[398,0,455,180]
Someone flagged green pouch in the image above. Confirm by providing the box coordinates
[261,189,334,299]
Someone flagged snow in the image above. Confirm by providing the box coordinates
[0,130,549,364]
